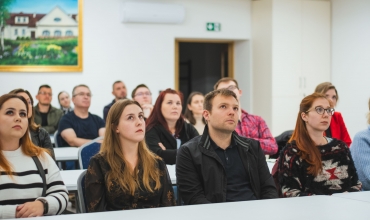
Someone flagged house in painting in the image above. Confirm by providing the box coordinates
[4,6,78,40]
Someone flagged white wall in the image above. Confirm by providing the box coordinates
[331,0,370,138]
[0,0,251,118]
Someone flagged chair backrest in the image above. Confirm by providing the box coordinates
[77,170,87,213]
[78,137,102,169]
[54,130,59,148]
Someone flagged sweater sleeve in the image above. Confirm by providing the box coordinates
[37,153,69,215]
[279,145,312,197]
[350,131,370,190]
[345,147,362,192]
[0,205,17,219]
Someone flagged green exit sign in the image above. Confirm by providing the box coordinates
[207,22,221,32]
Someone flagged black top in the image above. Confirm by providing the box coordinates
[57,111,105,147]
[40,112,48,127]
[85,153,176,212]
[103,99,116,121]
[145,122,199,164]
[211,138,256,202]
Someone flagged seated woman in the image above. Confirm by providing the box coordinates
[315,82,352,146]
[145,89,199,164]
[278,93,362,197]
[0,94,68,218]
[132,84,153,119]
[184,92,206,135]
[350,98,370,191]
[9,89,55,160]
[85,99,175,212]
[58,91,73,115]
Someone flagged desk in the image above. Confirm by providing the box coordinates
[60,170,85,191]
[54,147,79,161]
[29,195,370,220]
[332,191,370,203]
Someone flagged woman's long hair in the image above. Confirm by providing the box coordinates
[9,88,40,132]
[184,92,206,125]
[101,99,162,195]
[145,88,184,137]
[289,93,333,176]
[0,94,47,176]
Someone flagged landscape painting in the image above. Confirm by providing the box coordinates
[0,0,83,72]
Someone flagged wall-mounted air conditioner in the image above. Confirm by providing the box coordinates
[121,1,185,24]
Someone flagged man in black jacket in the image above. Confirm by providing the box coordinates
[176,89,277,205]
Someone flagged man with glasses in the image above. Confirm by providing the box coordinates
[57,84,105,169]
[131,84,153,118]
[34,84,63,134]
[214,78,278,155]
[103,80,127,121]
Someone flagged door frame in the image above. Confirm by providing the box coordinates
[174,39,235,90]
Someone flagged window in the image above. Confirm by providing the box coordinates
[22,29,25,36]
[54,30,61,37]
[14,29,18,36]
[17,17,20,22]
[42,30,50,36]
[65,30,73,36]
[23,17,26,22]
[54,17,61,22]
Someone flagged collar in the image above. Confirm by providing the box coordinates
[209,136,236,150]
[199,125,250,151]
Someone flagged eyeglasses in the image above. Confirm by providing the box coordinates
[226,85,238,91]
[38,92,52,96]
[135,92,152,97]
[73,92,92,97]
[306,106,335,116]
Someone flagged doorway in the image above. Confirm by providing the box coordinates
[175,40,234,111]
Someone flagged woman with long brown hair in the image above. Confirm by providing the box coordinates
[184,92,206,135]
[85,99,175,212]
[278,93,361,197]
[9,89,55,160]
[0,94,68,218]
[145,89,199,164]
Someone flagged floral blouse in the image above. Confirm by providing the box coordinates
[85,153,176,212]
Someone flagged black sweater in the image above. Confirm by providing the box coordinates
[145,123,199,164]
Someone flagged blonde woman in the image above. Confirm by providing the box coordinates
[85,99,175,212]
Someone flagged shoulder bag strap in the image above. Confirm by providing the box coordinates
[32,156,47,197]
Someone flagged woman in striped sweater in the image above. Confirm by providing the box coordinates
[0,94,68,218]
[350,98,370,191]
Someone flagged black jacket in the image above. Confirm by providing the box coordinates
[30,128,55,161]
[146,123,199,165]
[176,125,277,205]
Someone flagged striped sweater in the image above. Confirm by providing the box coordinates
[0,147,68,218]
[350,126,370,190]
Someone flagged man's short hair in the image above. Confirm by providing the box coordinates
[112,80,123,90]
[72,84,90,96]
[213,77,239,90]
[204,89,238,112]
[38,84,51,92]
[131,84,150,98]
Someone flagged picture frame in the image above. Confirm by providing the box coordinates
[0,0,83,72]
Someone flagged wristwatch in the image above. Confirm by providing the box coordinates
[37,198,48,215]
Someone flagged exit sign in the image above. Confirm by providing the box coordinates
[206,22,221,32]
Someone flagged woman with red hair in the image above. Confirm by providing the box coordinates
[145,89,199,164]
[278,93,361,197]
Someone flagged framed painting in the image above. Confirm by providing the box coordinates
[0,0,83,72]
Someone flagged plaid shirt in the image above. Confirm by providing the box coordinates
[235,109,278,155]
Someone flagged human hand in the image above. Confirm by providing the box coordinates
[16,201,44,218]
[158,142,166,150]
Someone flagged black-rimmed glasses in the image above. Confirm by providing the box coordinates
[306,106,335,116]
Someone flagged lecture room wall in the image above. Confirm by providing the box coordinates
[0,0,252,119]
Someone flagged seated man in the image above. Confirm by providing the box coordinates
[34,84,63,134]
[103,80,127,121]
[176,89,277,205]
[57,84,105,169]
[214,78,278,155]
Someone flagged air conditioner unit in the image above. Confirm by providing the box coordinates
[121,1,185,24]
